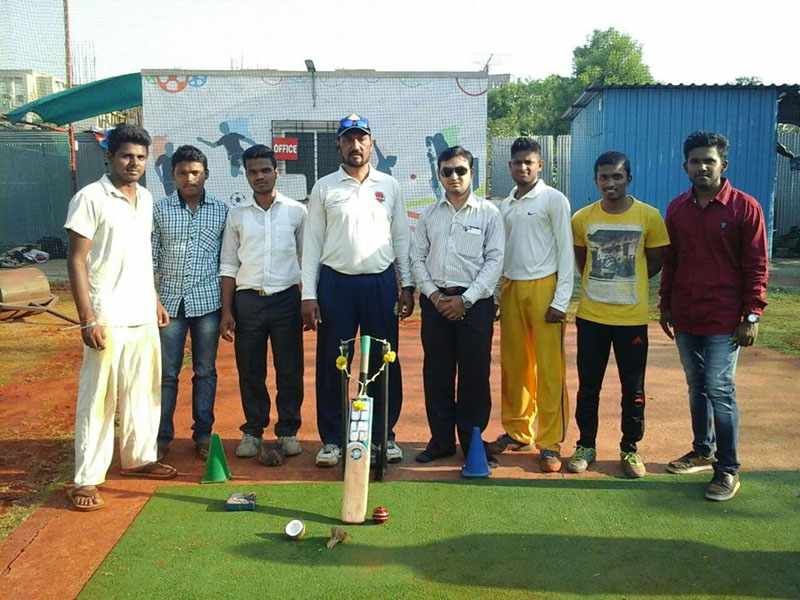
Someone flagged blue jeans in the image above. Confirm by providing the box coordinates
[675,333,740,474]
[158,307,221,443]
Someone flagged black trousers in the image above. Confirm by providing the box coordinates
[575,317,647,453]
[420,294,494,456]
[233,287,303,438]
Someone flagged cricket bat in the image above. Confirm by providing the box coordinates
[341,335,373,524]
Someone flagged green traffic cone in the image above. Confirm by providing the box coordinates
[201,433,232,484]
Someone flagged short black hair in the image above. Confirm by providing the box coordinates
[683,131,729,162]
[594,151,631,178]
[171,145,208,171]
[107,124,151,154]
[242,144,277,169]
[510,137,541,157]
[437,145,473,169]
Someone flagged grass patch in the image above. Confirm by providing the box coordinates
[758,289,800,355]
[80,474,799,600]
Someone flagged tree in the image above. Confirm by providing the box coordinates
[732,76,763,85]
[488,75,574,137]
[488,28,654,137]
[573,28,654,87]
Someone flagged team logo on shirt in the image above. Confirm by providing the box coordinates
[375,192,385,203]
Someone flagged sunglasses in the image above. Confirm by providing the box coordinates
[440,166,470,178]
[339,119,369,130]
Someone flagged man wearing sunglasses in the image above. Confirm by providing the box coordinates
[410,146,504,465]
[302,114,415,468]
[491,137,573,473]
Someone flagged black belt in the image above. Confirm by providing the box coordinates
[437,286,468,296]
[241,286,295,297]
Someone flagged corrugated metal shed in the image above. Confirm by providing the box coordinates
[564,85,799,251]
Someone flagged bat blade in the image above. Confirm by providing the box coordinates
[341,395,373,524]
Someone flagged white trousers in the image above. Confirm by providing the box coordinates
[73,322,161,487]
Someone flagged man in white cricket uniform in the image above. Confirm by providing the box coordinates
[65,124,177,511]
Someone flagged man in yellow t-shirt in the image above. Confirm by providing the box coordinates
[569,151,670,478]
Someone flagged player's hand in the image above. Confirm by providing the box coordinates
[544,307,565,323]
[397,288,415,320]
[659,310,674,340]
[301,300,321,331]
[733,322,758,347]
[439,296,466,321]
[494,302,501,322]
[156,302,170,328]
[219,312,235,342]
[81,323,106,350]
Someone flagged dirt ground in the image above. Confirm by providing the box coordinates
[1,283,799,599]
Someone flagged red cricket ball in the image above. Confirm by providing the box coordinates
[372,506,389,524]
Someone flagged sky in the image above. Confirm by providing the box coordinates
[3,0,798,84]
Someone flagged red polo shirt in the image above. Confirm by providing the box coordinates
[659,178,768,336]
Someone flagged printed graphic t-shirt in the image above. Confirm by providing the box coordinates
[572,197,669,326]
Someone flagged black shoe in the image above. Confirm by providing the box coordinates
[415,448,455,463]
[195,437,211,460]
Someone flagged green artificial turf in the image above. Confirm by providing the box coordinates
[80,474,800,600]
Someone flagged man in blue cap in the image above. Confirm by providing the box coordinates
[301,114,415,467]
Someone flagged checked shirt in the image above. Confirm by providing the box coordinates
[152,192,228,318]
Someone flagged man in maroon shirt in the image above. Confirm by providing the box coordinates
[659,131,768,502]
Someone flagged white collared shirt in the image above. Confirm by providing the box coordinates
[301,165,412,300]
[219,191,306,294]
[500,179,574,312]
[63,174,157,326]
[411,193,505,305]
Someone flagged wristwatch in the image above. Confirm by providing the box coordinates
[462,297,473,310]
[745,313,760,324]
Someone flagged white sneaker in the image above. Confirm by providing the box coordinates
[315,444,342,467]
[386,440,403,463]
[235,433,262,458]
[278,435,303,456]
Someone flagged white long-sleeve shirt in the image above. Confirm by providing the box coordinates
[301,166,412,300]
[411,193,505,306]
[500,179,574,312]
[219,192,306,294]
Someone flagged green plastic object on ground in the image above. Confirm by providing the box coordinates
[201,433,232,484]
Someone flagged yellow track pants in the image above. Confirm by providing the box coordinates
[500,275,569,451]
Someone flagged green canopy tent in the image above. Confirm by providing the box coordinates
[5,73,142,126]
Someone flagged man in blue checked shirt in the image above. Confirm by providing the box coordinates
[152,145,228,460]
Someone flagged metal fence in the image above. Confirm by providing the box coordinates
[0,131,108,252]
[489,135,570,201]
[775,130,800,236]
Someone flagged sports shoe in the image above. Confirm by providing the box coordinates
[386,440,403,463]
[539,449,562,473]
[666,450,715,474]
[567,445,597,473]
[235,433,262,458]
[704,471,740,501]
[489,433,534,454]
[620,451,646,478]
[315,444,342,467]
[278,436,303,456]
[194,437,211,460]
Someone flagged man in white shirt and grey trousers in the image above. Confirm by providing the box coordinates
[301,115,415,467]
[219,145,307,460]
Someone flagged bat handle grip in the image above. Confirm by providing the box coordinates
[359,335,371,380]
